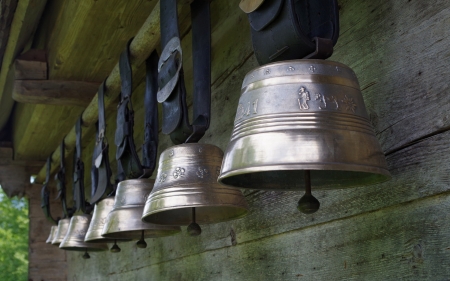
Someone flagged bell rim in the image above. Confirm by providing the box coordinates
[218,163,391,190]
[101,227,181,239]
[141,203,249,225]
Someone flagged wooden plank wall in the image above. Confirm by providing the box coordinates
[62,0,450,280]
[27,184,67,281]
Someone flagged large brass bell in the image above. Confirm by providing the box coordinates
[102,179,181,248]
[142,144,249,235]
[59,214,108,252]
[51,218,70,246]
[46,226,58,244]
[218,60,391,213]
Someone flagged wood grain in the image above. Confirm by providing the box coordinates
[0,0,48,130]
[14,49,47,80]
[13,80,99,107]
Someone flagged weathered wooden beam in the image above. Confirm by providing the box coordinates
[0,0,19,67]
[13,80,99,107]
[14,49,47,80]
[33,2,190,183]
[0,0,48,132]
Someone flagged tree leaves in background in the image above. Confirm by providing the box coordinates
[0,186,29,281]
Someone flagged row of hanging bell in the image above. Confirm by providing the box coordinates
[141,0,249,236]
[58,118,108,258]
[216,0,391,213]
[84,45,181,253]
[42,142,75,247]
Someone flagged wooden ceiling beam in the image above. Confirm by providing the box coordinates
[33,2,191,183]
[13,80,99,107]
[0,0,48,131]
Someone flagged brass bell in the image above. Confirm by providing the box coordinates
[46,226,58,244]
[218,60,391,213]
[142,143,249,234]
[102,179,181,246]
[51,218,70,246]
[84,197,130,244]
[59,214,108,252]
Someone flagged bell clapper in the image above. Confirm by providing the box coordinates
[297,170,320,214]
[82,249,90,259]
[187,207,201,236]
[136,231,147,249]
[110,240,121,253]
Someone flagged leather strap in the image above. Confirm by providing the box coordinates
[90,81,113,203]
[158,0,211,144]
[248,0,339,65]
[41,155,58,225]
[141,51,159,177]
[55,140,73,218]
[74,117,91,214]
[115,40,144,181]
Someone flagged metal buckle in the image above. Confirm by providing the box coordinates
[157,37,183,103]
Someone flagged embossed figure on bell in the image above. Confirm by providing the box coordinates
[218,59,391,212]
[298,87,310,109]
[59,214,108,252]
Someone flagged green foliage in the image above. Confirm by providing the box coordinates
[0,186,29,281]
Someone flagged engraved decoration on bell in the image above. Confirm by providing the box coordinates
[316,93,339,110]
[75,229,87,238]
[173,167,186,179]
[142,193,150,202]
[235,99,258,121]
[159,173,167,183]
[169,150,174,157]
[264,68,271,75]
[298,87,310,110]
[309,65,316,73]
[341,95,357,113]
[196,167,209,178]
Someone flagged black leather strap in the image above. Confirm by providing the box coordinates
[90,81,113,203]
[115,40,144,180]
[248,0,339,65]
[41,155,58,225]
[55,140,73,218]
[141,51,159,177]
[158,0,211,144]
[74,117,91,214]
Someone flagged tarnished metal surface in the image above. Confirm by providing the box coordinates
[219,59,391,190]
[85,197,130,243]
[142,143,248,225]
[102,179,181,239]
[59,214,108,251]
[51,218,70,246]
[239,0,265,13]
[46,226,58,244]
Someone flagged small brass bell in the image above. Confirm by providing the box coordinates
[142,144,249,230]
[52,218,71,246]
[85,197,130,244]
[218,60,391,212]
[102,179,181,244]
[59,214,108,251]
[46,226,58,244]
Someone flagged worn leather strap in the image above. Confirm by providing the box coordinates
[90,81,113,203]
[158,0,211,144]
[55,140,73,218]
[141,51,159,177]
[41,155,58,225]
[74,117,91,214]
[115,41,144,181]
[248,0,339,65]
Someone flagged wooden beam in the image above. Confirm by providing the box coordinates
[13,80,99,107]
[0,0,19,67]
[0,0,48,131]
[33,2,191,183]
[14,49,47,80]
